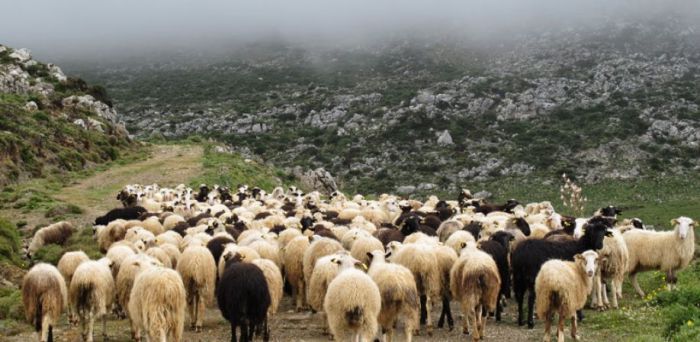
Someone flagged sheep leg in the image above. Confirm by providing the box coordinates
[478,304,487,340]
[602,283,610,309]
[590,275,600,309]
[446,297,454,330]
[515,287,525,326]
[495,295,503,321]
[571,314,579,341]
[385,326,394,342]
[41,315,50,342]
[88,313,95,342]
[472,306,481,342]
[630,272,645,298]
[419,295,427,325]
[102,314,108,340]
[196,295,204,332]
[230,323,237,342]
[527,285,536,329]
[556,307,565,342]
[263,317,270,342]
[542,311,552,342]
[425,296,434,335]
[461,300,470,335]
[466,306,477,341]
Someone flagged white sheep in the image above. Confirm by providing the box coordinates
[623,216,696,297]
[251,258,284,317]
[176,245,217,331]
[69,258,115,342]
[591,228,628,309]
[282,235,311,311]
[350,236,384,266]
[388,241,440,335]
[22,263,67,342]
[129,266,186,342]
[57,250,89,325]
[303,236,344,289]
[449,245,500,341]
[367,250,419,342]
[324,255,381,342]
[27,221,75,258]
[535,250,599,342]
[116,254,161,321]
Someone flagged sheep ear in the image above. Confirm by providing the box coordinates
[574,254,583,262]
[605,229,613,237]
[366,252,373,261]
[460,242,467,248]
[670,219,678,226]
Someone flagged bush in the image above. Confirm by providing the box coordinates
[31,244,63,265]
[0,218,23,266]
[0,288,23,320]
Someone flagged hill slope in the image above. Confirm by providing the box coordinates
[0,45,135,185]
[68,16,700,195]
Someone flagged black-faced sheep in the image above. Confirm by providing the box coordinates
[129,266,186,342]
[449,244,501,341]
[367,250,419,342]
[217,253,271,342]
[69,258,115,342]
[623,216,696,297]
[176,245,217,332]
[535,250,599,342]
[94,206,147,226]
[323,255,381,342]
[511,221,611,328]
[27,221,75,258]
[22,263,67,342]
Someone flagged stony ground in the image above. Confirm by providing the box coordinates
[9,294,597,342]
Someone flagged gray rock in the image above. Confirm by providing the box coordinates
[437,130,454,145]
[396,185,416,195]
[473,191,492,200]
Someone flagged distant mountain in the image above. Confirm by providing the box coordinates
[0,45,135,185]
[67,15,700,195]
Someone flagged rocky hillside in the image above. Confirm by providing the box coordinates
[69,15,700,195]
[0,45,135,185]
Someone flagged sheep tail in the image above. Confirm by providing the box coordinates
[345,306,363,328]
[550,291,560,308]
[76,282,95,315]
[34,295,42,332]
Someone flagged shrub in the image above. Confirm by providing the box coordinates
[0,218,23,266]
[0,288,23,320]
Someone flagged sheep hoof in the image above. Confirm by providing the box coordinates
[195,326,202,333]
[463,327,470,335]
[527,322,535,329]
[572,334,581,341]
[448,323,455,332]
[427,325,433,336]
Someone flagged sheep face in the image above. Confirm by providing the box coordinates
[631,218,645,229]
[672,217,695,240]
[577,250,599,278]
[580,223,612,250]
[600,206,622,218]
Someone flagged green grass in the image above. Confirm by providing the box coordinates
[189,144,291,192]
[0,218,24,267]
[458,174,700,228]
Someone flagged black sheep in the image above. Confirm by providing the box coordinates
[195,185,209,202]
[187,210,212,227]
[463,221,483,240]
[218,253,271,342]
[511,222,612,328]
[598,205,622,218]
[478,231,514,321]
[94,206,147,226]
[373,227,405,246]
[400,215,436,237]
[474,199,520,215]
[207,236,236,265]
[421,214,442,231]
[172,221,191,237]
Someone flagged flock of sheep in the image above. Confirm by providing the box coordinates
[21,184,697,342]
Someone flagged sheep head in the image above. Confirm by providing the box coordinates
[672,217,695,240]
[576,250,599,278]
